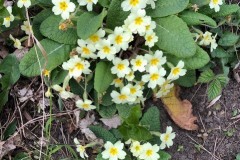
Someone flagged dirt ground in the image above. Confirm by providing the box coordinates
[153,78,240,160]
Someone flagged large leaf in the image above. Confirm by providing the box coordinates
[19,39,72,77]
[106,0,130,29]
[94,61,116,94]
[175,70,196,87]
[77,9,106,40]
[218,32,239,47]
[89,125,117,143]
[147,0,189,18]
[189,0,209,6]
[161,86,198,130]
[140,106,160,131]
[155,15,196,58]
[180,11,217,27]
[212,4,240,17]
[40,15,78,44]
[124,105,142,125]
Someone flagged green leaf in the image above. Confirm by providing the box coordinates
[98,0,110,7]
[94,61,116,94]
[69,78,93,96]
[146,0,189,18]
[198,69,215,83]
[99,104,117,118]
[40,15,78,44]
[208,79,222,100]
[189,0,209,6]
[155,15,196,58]
[236,153,240,160]
[101,86,114,106]
[212,4,240,17]
[158,151,172,160]
[14,152,31,160]
[19,39,72,77]
[106,0,130,29]
[89,125,117,143]
[50,68,68,85]
[216,74,229,87]
[77,9,106,40]
[140,106,160,131]
[175,70,196,87]
[211,47,232,58]
[0,7,9,19]
[116,104,133,119]
[118,123,152,141]
[218,32,239,47]
[180,11,217,27]
[124,105,142,125]
[0,89,8,112]
[3,120,17,140]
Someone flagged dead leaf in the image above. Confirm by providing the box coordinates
[79,114,97,141]
[13,47,28,60]
[18,87,34,102]
[161,85,198,130]
[0,132,21,159]
[100,115,121,129]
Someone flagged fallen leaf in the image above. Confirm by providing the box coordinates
[18,87,34,102]
[79,114,97,141]
[100,115,121,129]
[161,85,198,130]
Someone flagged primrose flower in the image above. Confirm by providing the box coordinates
[130,141,143,157]
[102,141,126,160]
[3,6,14,28]
[111,78,124,88]
[124,9,150,35]
[111,58,131,78]
[87,28,105,44]
[45,88,53,98]
[144,30,158,48]
[111,87,135,104]
[210,34,218,52]
[209,0,223,12]
[125,84,143,99]
[131,55,148,72]
[160,126,176,149]
[199,31,213,46]
[21,21,32,35]
[125,70,135,81]
[76,39,97,59]
[147,0,157,9]
[156,81,174,98]
[121,0,147,12]
[52,85,74,99]
[78,0,98,11]
[142,67,166,89]
[74,138,89,159]
[167,61,186,80]
[62,55,91,79]
[52,0,76,20]
[17,0,31,8]
[145,21,156,33]
[76,99,96,111]
[139,142,160,160]
[9,34,23,49]
[145,50,166,71]
[96,39,117,61]
[108,27,132,52]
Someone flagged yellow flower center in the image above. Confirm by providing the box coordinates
[135,17,143,25]
[135,145,141,151]
[146,25,150,31]
[89,35,99,43]
[43,69,50,77]
[117,64,125,71]
[115,78,122,84]
[59,1,68,11]
[130,88,136,94]
[164,134,170,142]
[172,67,180,75]
[135,59,142,66]
[109,147,118,156]
[150,58,159,66]
[213,0,219,4]
[147,35,153,42]
[150,73,159,81]
[103,46,110,54]
[82,104,89,109]
[5,16,11,21]
[146,149,153,156]
[115,35,123,44]
[119,94,127,100]
[76,63,84,70]
[130,0,139,6]
[87,0,93,2]
[82,47,90,54]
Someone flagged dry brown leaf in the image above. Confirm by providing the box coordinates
[100,115,121,129]
[79,114,97,141]
[161,85,198,130]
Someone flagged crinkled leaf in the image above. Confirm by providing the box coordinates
[147,0,189,18]
[216,74,229,87]
[175,70,196,87]
[99,104,117,118]
[77,9,106,40]
[180,11,217,27]
[218,32,240,47]
[106,0,130,29]
[116,104,133,119]
[158,151,172,160]
[211,47,232,58]
[89,125,117,143]
[140,106,160,131]
[155,15,196,58]
[19,39,72,77]
[198,69,215,83]
[208,79,222,101]
[3,120,17,140]
[98,0,110,7]
[94,61,116,94]
[161,86,198,130]
[40,15,78,44]
[124,105,142,125]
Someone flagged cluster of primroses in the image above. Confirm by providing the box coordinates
[74,126,176,160]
